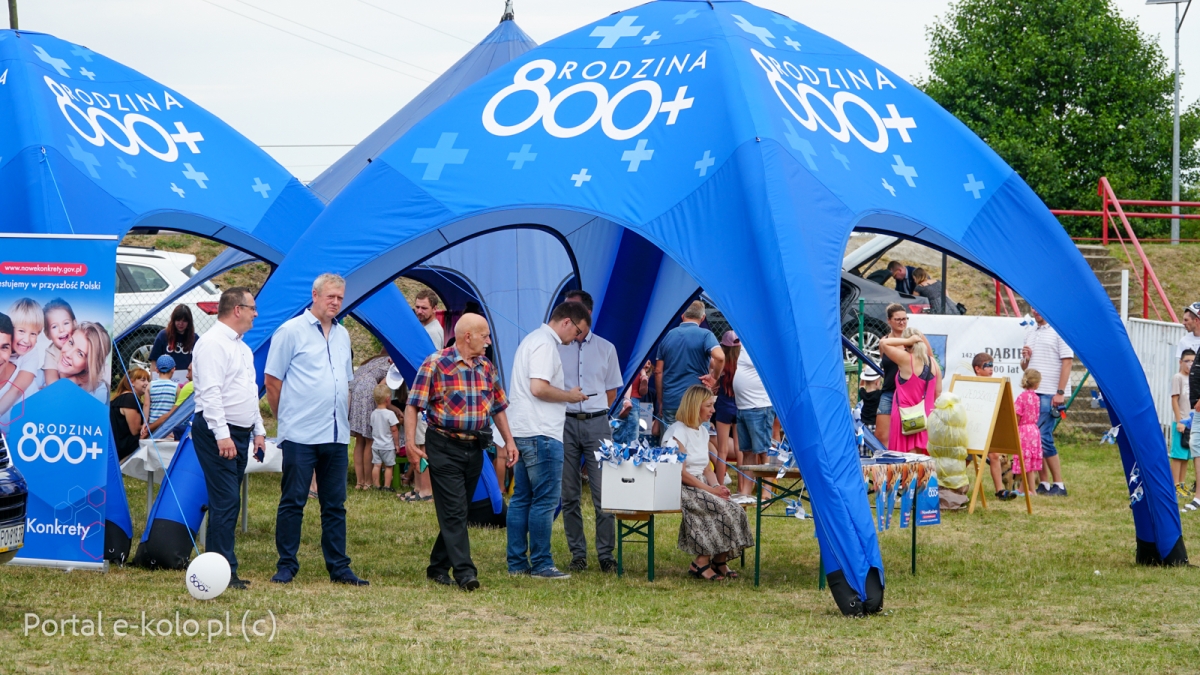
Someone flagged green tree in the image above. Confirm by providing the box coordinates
[921,0,1200,237]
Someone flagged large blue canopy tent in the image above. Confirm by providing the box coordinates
[249,0,1181,613]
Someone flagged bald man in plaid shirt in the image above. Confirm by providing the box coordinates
[405,313,517,592]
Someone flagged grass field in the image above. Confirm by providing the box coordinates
[3,442,1200,673]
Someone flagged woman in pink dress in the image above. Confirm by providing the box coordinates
[1012,369,1045,494]
[879,328,941,454]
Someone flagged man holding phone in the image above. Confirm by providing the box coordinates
[557,290,623,574]
[191,287,266,590]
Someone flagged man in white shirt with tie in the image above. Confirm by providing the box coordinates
[558,290,623,573]
[191,287,266,590]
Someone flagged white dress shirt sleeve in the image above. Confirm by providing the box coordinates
[603,343,623,393]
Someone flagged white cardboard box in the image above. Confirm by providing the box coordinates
[601,461,683,511]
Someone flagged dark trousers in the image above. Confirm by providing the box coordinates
[191,413,249,576]
[276,441,352,578]
[425,429,485,582]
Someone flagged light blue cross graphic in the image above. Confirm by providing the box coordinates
[642,31,661,45]
[695,150,715,176]
[170,183,185,198]
[784,36,801,51]
[891,155,917,187]
[171,122,205,154]
[772,16,799,31]
[591,16,643,48]
[66,135,100,178]
[252,177,272,198]
[732,14,775,48]
[831,145,850,170]
[116,157,136,178]
[571,169,592,187]
[621,139,654,172]
[508,144,537,169]
[782,119,817,170]
[881,178,896,197]
[33,45,71,77]
[70,45,95,62]
[412,132,468,180]
[181,163,208,188]
[882,104,916,143]
[79,67,95,81]
[674,9,699,24]
[963,174,985,199]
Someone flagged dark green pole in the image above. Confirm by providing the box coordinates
[857,298,865,378]
[911,478,918,575]
[8,0,17,29]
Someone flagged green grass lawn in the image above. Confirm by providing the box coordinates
[3,442,1200,673]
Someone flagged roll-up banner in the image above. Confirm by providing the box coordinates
[0,234,118,570]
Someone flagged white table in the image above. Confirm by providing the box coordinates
[122,438,283,532]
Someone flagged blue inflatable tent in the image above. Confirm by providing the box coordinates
[251,0,1185,613]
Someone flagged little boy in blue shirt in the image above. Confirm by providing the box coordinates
[148,355,180,433]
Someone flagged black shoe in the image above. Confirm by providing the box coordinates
[228,575,249,590]
[458,577,481,592]
[599,559,618,573]
[427,572,454,586]
[270,568,294,584]
[568,558,588,572]
[1035,484,1050,496]
[332,571,370,586]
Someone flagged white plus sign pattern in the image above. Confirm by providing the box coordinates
[117,157,137,178]
[412,132,469,180]
[79,67,95,80]
[881,178,896,197]
[66,135,100,178]
[882,105,916,143]
[70,45,95,62]
[621,139,654,172]
[784,36,801,51]
[170,122,205,154]
[831,145,850,170]
[658,87,694,125]
[963,174,985,199]
[32,45,71,77]
[508,144,537,169]
[570,169,592,187]
[890,155,917,187]
[694,151,715,177]
[772,16,799,31]
[252,177,272,198]
[590,16,644,48]
[674,9,699,24]
[642,31,661,45]
[170,183,186,198]
[732,15,775,48]
[181,163,208,188]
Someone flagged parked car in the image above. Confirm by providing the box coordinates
[841,235,930,367]
[0,433,28,564]
[114,247,221,378]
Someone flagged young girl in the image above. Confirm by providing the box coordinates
[41,298,77,386]
[1013,369,1045,495]
[1170,350,1195,496]
[59,322,113,403]
[0,298,44,420]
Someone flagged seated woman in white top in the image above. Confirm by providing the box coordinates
[661,385,755,581]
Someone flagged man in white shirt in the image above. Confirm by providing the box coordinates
[191,287,266,590]
[265,273,367,586]
[414,289,445,351]
[505,301,590,580]
[557,290,623,573]
[1021,308,1073,497]
[732,347,776,497]
[1175,302,1200,360]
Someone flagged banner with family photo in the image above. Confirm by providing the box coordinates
[0,234,118,569]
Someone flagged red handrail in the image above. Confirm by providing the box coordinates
[1096,177,1178,323]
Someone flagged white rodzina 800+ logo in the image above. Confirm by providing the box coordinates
[16,422,104,464]
[44,76,203,162]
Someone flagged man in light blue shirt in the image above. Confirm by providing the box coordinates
[264,273,367,586]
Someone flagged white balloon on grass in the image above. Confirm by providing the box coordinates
[186,552,231,600]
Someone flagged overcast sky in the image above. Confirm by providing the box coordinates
[20,0,1200,181]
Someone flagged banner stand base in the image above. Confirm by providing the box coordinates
[7,558,108,572]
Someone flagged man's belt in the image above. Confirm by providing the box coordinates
[566,411,608,420]
[429,424,491,441]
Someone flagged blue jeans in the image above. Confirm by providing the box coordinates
[507,435,564,573]
[1037,394,1059,458]
[736,406,776,453]
[276,441,352,578]
[612,398,640,444]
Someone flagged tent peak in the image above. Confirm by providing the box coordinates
[501,0,514,23]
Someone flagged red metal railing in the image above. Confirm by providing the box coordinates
[993,279,1021,317]
[1047,177,1179,323]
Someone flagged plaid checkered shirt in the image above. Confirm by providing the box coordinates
[406,346,508,439]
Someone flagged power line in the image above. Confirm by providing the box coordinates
[355,0,475,45]
[196,0,432,83]
[231,0,442,75]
